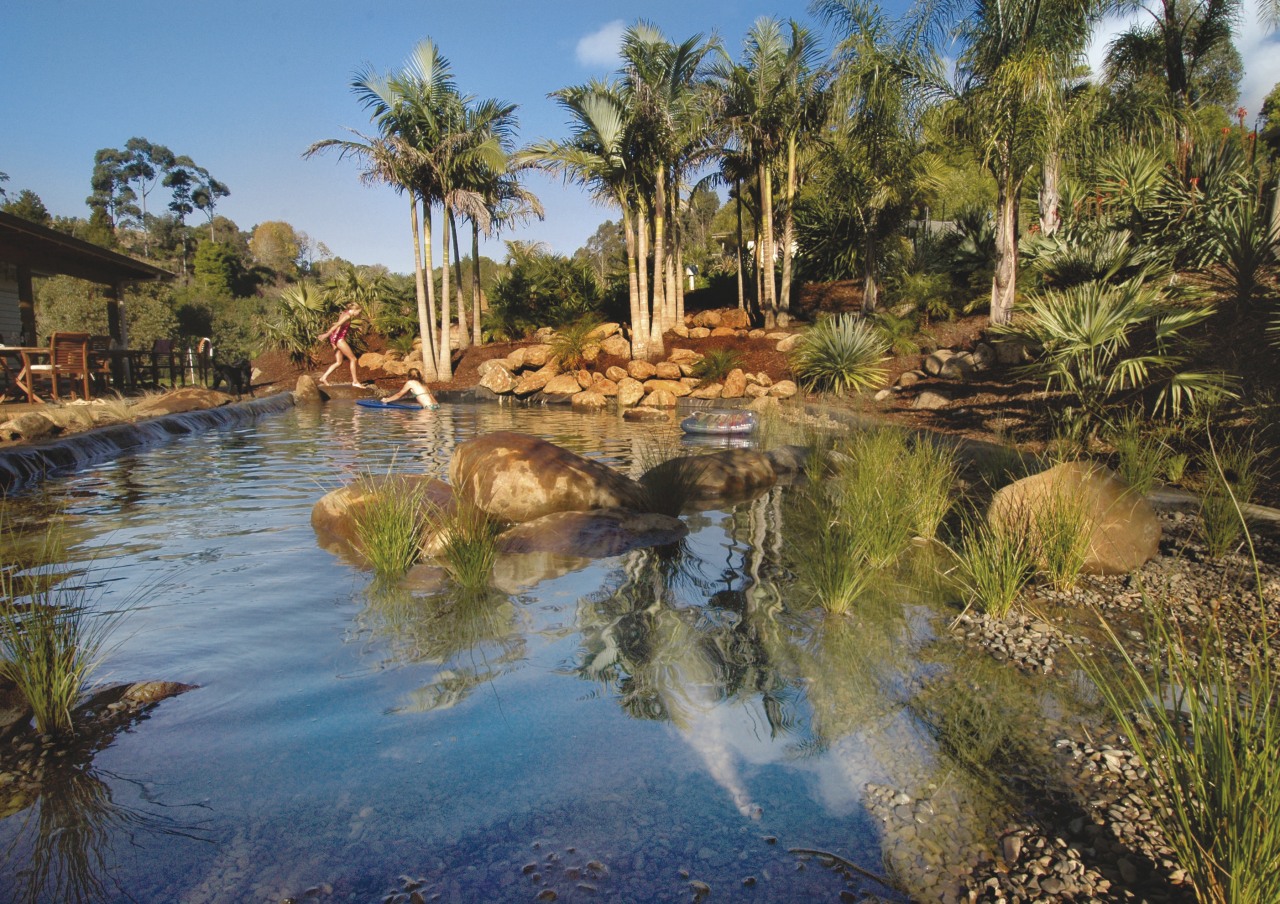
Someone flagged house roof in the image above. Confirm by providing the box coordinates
[0,211,171,284]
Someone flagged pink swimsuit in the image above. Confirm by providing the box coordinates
[329,322,350,346]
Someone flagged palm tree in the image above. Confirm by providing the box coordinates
[524,81,651,358]
[817,0,924,313]
[917,0,1099,324]
[619,22,716,355]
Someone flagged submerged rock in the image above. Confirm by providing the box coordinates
[497,508,687,559]
[640,449,777,505]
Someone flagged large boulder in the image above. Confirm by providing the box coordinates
[641,389,678,408]
[295,374,323,402]
[627,360,657,381]
[988,462,1162,576]
[479,364,518,395]
[600,335,631,358]
[721,369,748,399]
[497,508,687,559]
[543,373,583,396]
[450,432,647,523]
[514,365,557,396]
[522,344,554,368]
[769,380,798,399]
[616,377,646,408]
[641,379,691,397]
[0,412,59,442]
[312,475,454,560]
[640,449,777,506]
[775,334,801,353]
[719,308,750,329]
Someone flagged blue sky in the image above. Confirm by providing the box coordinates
[3,0,1277,276]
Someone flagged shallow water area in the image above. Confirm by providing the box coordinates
[0,401,1080,903]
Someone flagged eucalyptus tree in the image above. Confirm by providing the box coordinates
[916,0,1099,324]
[524,81,652,358]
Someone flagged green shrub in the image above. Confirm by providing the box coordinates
[789,314,890,396]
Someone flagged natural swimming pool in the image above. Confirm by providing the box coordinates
[0,401,1083,903]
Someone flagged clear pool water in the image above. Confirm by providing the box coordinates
[0,402,1055,903]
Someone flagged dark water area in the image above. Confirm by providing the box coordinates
[0,402,1075,903]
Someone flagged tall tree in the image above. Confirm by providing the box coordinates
[918,0,1099,324]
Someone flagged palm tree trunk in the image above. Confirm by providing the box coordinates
[780,135,798,312]
[735,181,745,311]
[637,203,661,360]
[991,165,1020,325]
[758,159,777,328]
[471,222,483,346]
[411,195,439,380]
[438,201,454,380]
[422,201,442,376]
[622,205,646,360]
[861,219,879,314]
[650,169,668,351]
[1039,148,1061,236]
[450,211,469,350]
[671,182,684,329]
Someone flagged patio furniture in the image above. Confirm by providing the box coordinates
[148,338,182,387]
[26,332,91,401]
[88,335,120,393]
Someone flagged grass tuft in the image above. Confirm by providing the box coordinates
[1030,484,1094,593]
[352,479,431,578]
[1198,433,1261,559]
[949,513,1034,618]
[0,563,126,738]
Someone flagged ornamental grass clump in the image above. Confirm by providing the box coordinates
[793,493,873,616]
[1107,411,1175,496]
[352,480,431,578]
[0,563,126,738]
[789,314,890,396]
[949,513,1034,618]
[1029,485,1094,593]
[437,502,502,595]
[1198,433,1261,559]
[1084,578,1280,904]
[689,348,743,385]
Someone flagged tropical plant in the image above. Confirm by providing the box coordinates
[1202,193,1280,310]
[549,316,604,371]
[998,276,1235,428]
[689,347,743,384]
[870,310,920,356]
[919,0,1100,324]
[261,281,332,365]
[789,314,890,395]
[486,242,602,338]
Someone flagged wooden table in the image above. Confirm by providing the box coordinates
[0,346,50,403]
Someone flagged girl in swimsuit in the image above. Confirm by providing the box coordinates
[380,368,439,409]
[319,303,366,387]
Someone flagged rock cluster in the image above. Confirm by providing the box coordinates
[471,318,799,412]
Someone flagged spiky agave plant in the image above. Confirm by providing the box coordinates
[788,314,890,396]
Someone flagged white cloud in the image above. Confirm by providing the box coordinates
[1084,1,1280,119]
[575,20,625,68]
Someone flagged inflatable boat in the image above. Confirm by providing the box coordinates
[679,410,757,436]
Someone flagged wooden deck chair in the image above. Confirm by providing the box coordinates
[27,332,91,401]
[88,335,116,393]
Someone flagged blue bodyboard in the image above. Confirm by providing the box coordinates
[357,398,423,411]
